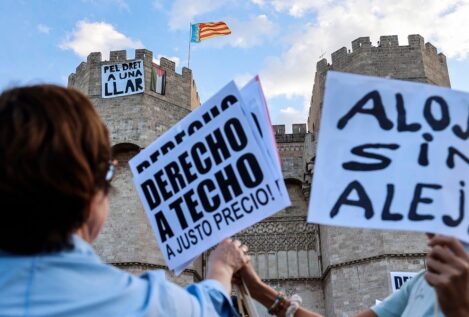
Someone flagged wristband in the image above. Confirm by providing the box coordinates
[268,293,287,315]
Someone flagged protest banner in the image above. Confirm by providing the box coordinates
[101,60,144,98]
[130,80,290,271]
[171,77,290,273]
[308,71,469,242]
[390,272,418,292]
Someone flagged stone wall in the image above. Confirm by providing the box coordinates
[319,226,428,316]
[323,256,426,316]
[68,49,195,148]
[68,49,202,283]
[274,124,307,181]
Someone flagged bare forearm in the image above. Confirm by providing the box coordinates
[207,265,233,294]
[251,282,323,317]
[249,281,278,308]
[293,307,324,317]
[353,309,378,317]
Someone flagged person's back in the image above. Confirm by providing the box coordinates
[1,236,149,317]
[1,234,234,317]
[0,85,248,317]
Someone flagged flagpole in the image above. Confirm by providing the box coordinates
[188,22,192,69]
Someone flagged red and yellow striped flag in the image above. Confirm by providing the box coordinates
[191,22,231,43]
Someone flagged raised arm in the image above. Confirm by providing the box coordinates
[238,262,323,317]
[206,238,250,294]
[143,239,250,317]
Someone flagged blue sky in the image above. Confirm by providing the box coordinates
[1,0,468,132]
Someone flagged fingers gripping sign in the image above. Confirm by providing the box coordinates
[425,235,469,316]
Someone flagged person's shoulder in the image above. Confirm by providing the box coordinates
[370,270,426,317]
[405,270,426,289]
[138,269,167,283]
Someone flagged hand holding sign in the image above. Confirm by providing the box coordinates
[308,71,469,243]
[425,235,469,317]
[207,239,250,295]
[130,78,290,271]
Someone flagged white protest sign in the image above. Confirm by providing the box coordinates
[390,272,418,292]
[308,71,469,242]
[130,82,290,270]
[172,77,291,273]
[239,76,289,201]
[240,76,282,180]
[101,60,144,98]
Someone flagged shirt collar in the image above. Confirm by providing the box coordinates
[0,234,99,260]
[70,234,98,256]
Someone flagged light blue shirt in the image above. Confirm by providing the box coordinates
[372,270,444,317]
[372,243,469,317]
[0,235,238,317]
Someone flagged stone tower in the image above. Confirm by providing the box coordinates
[68,49,202,284]
[306,34,451,316]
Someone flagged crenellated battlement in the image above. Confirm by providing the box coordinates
[69,49,190,79]
[273,123,307,136]
[351,36,372,51]
[67,48,200,148]
[308,33,450,138]
[322,34,448,71]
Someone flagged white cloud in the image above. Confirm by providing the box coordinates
[164,0,231,31]
[153,0,164,10]
[234,73,255,88]
[60,21,143,59]
[257,0,469,103]
[153,54,181,67]
[197,15,276,48]
[37,24,51,34]
[257,0,329,17]
[229,15,275,48]
[161,0,275,47]
[280,106,304,119]
[251,0,265,5]
[273,105,308,130]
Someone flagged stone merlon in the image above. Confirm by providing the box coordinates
[319,34,448,71]
[70,49,189,78]
[273,124,307,136]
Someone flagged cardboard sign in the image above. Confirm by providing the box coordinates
[390,272,418,292]
[308,71,469,242]
[171,77,290,274]
[101,60,144,98]
[130,80,290,271]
